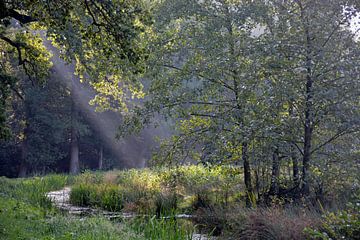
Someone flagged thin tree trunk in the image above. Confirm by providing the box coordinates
[18,140,27,178]
[269,148,280,196]
[69,87,79,174]
[301,7,314,196]
[69,125,79,174]
[242,142,253,207]
[294,1,314,196]
[18,107,30,178]
[98,144,103,170]
[291,145,300,188]
[289,101,300,189]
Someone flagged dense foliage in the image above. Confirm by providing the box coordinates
[0,0,359,238]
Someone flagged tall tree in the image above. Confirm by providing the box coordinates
[0,0,152,137]
[261,0,360,195]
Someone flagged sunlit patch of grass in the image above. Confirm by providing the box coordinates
[70,165,245,215]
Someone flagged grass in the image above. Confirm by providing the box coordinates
[129,216,194,240]
[67,165,360,238]
[0,196,142,240]
[69,165,244,216]
[0,174,195,240]
[1,166,359,239]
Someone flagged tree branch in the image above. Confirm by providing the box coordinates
[0,35,26,65]
[162,64,235,91]
[310,128,356,155]
[7,9,36,24]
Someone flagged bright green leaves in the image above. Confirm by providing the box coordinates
[15,32,53,83]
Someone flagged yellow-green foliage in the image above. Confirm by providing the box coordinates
[70,165,244,215]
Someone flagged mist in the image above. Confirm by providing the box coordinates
[42,36,170,168]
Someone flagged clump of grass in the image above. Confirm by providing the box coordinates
[225,207,320,240]
[130,216,194,240]
[69,183,96,206]
[155,192,178,217]
[101,185,124,211]
[70,183,124,211]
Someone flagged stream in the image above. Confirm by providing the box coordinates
[46,188,214,240]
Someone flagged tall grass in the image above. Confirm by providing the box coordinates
[130,216,194,240]
[69,165,244,215]
[0,195,143,240]
[0,174,70,208]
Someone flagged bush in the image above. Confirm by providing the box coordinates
[305,204,360,240]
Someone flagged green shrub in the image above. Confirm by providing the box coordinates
[305,204,360,240]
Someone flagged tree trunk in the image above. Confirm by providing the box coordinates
[291,145,300,188]
[301,24,313,196]
[298,1,314,196]
[269,148,280,196]
[302,120,312,195]
[18,140,27,178]
[242,142,253,207]
[289,100,300,189]
[98,144,103,170]
[18,107,30,178]
[69,87,79,174]
[69,125,79,174]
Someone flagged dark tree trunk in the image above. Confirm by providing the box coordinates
[242,142,253,207]
[291,145,300,188]
[18,141,28,178]
[98,144,103,170]
[301,26,314,196]
[302,120,312,195]
[288,100,300,189]
[18,107,30,178]
[269,148,280,196]
[69,87,79,174]
[298,1,314,196]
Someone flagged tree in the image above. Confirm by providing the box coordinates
[122,0,360,204]
[261,0,360,195]
[0,0,152,138]
[122,0,270,206]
